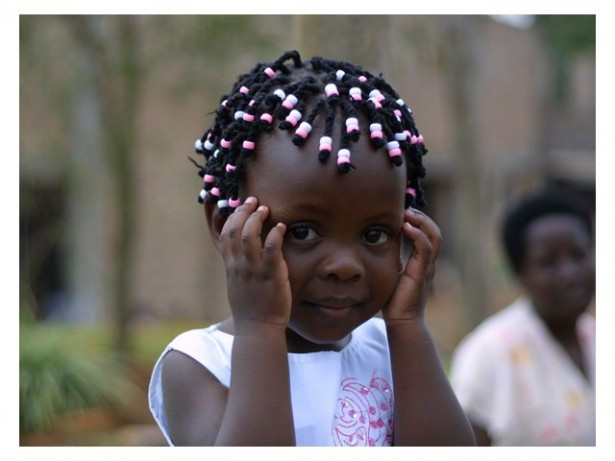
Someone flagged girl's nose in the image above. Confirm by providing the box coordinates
[318,244,365,282]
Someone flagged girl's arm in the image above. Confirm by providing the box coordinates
[383,209,475,446]
[162,198,295,445]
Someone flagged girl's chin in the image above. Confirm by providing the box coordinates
[285,326,352,353]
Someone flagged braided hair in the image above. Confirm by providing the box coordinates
[191,50,428,217]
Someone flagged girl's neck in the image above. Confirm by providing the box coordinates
[218,318,351,353]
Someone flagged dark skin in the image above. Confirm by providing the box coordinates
[470,213,595,446]
[162,126,475,446]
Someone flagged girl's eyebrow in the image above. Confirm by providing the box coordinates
[272,205,402,226]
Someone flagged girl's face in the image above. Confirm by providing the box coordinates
[241,128,407,352]
[519,214,595,327]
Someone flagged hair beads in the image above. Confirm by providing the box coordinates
[192,50,428,216]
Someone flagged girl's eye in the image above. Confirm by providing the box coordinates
[288,225,319,242]
[363,229,391,245]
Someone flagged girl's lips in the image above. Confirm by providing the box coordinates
[305,298,363,319]
[312,297,361,308]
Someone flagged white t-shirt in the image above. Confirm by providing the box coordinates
[149,317,394,446]
[449,297,595,446]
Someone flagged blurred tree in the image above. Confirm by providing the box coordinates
[440,16,490,330]
[64,16,143,356]
[292,15,393,72]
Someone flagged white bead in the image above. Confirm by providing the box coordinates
[204,140,215,151]
[336,69,345,80]
[289,109,302,121]
[349,87,361,95]
[320,136,333,144]
[337,149,351,158]
[195,139,203,150]
[234,111,244,120]
[299,122,312,132]
[396,98,405,106]
[387,141,400,149]
[395,132,407,141]
[199,189,206,199]
[369,89,381,98]
[217,199,229,208]
[345,117,358,127]
[273,89,286,100]
[369,123,382,132]
[286,94,298,105]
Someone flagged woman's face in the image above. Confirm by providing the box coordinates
[519,214,595,327]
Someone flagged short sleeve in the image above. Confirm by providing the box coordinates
[148,327,233,445]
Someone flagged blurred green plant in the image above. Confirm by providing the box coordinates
[19,324,138,435]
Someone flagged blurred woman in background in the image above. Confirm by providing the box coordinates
[450,187,595,445]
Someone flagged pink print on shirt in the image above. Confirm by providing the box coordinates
[332,372,394,446]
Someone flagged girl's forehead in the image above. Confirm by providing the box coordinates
[243,126,407,206]
[246,126,407,192]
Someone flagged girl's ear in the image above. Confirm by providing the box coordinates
[204,203,226,253]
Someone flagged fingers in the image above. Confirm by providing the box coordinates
[262,223,287,271]
[220,196,286,265]
[401,208,442,279]
[220,196,259,259]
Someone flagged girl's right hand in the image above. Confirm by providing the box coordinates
[219,196,291,336]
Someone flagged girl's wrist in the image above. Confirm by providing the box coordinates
[233,318,289,339]
[383,314,427,332]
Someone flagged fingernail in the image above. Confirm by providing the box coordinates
[245,196,256,204]
[257,205,267,212]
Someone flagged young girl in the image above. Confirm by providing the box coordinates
[148,50,474,446]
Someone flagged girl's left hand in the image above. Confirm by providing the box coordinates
[382,208,442,324]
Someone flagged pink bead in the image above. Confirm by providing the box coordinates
[406,187,417,197]
[371,131,383,139]
[264,67,276,78]
[346,125,359,134]
[410,135,418,144]
[203,174,215,183]
[242,140,255,150]
[325,83,339,97]
[295,127,309,138]
[242,113,255,122]
[394,109,402,118]
[282,94,297,110]
[359,76,367,82]
[239,86,249,94]
[320,144,332,152]
[371,99,382,109]
[220,139,231,149]
[388,148,402,157]
[349,87,362,101]
[260,113,273,124]
[228,198,241,208]
[337,157,350,165]
[285,109,301,126]
[248,99,255,107]
[211,187,220,197]
[225,164,236,173]
[417,134,424,143]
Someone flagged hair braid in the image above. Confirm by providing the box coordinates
[193,50,429,216]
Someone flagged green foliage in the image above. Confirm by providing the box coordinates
[535,15,595,58]
[19,325,137,434]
